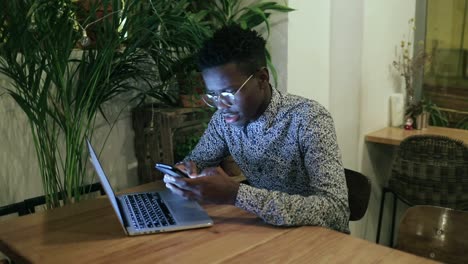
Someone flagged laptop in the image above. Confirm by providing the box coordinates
[86,140,213,236]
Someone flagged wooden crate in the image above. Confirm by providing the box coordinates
[133,106,213,183]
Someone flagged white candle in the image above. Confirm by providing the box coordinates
[390,93,404,127]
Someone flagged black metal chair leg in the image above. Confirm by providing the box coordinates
[390,193,397,247]
[376,188,387,244]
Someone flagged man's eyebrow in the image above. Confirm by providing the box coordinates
[207,86,236,94]
[222,86,236,92]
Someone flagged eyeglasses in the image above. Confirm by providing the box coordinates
[202,73,254,108]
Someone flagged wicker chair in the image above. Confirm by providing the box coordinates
[376,135,468,245]
[0,202,28,218]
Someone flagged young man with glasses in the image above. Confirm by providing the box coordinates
[163,25,350,233]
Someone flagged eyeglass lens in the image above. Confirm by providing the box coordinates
[202,93,234,108]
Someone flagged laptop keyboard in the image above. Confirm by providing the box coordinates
[124,193,176,229]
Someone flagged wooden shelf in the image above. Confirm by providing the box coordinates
[365,126,468,146]
[132,107,213,183]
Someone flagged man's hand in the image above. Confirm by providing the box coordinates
[163,166,240,205]
[174,160,198,177]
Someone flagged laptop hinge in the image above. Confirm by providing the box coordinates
[116,196,131,230]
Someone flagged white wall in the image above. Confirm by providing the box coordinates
[264,2,289,93]
[0,91,43,203]
[330,0,363,176]
[330,0,364,237]
[288,1,331,108]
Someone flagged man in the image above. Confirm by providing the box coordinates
[163,24,350,233]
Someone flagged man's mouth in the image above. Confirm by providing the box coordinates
[223,113,240,123]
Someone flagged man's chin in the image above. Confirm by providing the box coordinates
[227,117,247,127]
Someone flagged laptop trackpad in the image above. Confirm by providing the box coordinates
[166,200,211,223]
[159,188,187,201]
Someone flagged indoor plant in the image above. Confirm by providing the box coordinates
[393,19,430,110]
[0,0,209,208]
[392,18,444,129]
[408,98,448,129]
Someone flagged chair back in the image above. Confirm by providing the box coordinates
[1,182,104,217]
[345,169,371,221]
[388,135,468,209]
[0,201,28,218]
[396,205,468,264]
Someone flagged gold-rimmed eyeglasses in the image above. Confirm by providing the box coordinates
[202,73,254,108]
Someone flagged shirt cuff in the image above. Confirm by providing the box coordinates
[234,183,257,212]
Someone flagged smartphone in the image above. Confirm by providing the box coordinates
[155,163,189,178]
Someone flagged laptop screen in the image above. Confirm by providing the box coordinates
[86,140,126,231]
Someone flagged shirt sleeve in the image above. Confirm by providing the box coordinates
[234,111,350,233]
[184,111,230,170]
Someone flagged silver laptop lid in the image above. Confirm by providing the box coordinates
[86,139,127,234]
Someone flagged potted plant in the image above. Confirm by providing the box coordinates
[393,18,436,129]
[406,98,449,129]
[0,0,209,208]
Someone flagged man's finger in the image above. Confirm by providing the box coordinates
[165,182,184,196]
[166,182,199,200]
[185,161,198,176]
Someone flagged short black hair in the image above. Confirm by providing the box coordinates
[197,24,266,75]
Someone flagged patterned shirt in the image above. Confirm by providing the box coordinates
[185,88,350,233]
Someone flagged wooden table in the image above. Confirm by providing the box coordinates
[365,126,468,146]
[0,183,437,264]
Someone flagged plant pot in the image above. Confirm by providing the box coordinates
[415,112,430,130]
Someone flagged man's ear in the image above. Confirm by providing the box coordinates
[258,67,270,83]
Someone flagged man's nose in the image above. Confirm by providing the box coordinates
[215,98,230,109]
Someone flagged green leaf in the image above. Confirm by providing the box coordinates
[248,2,279,10]
[265,49,278,88]
[455,116,468,130]
[239,20,247,29]
[240,12,271,30]
[243,7,270,36]
[261,4,295,13]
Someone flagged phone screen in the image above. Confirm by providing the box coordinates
[155,163,189,178]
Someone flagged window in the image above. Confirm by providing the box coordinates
[421,0,468,128]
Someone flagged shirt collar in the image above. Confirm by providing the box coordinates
[246,86,283,132]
